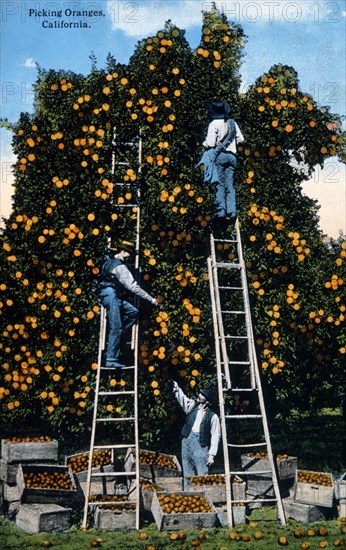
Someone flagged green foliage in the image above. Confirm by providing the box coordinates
[0,8,345,446]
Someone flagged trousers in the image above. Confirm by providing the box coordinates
[181,431,209,489]
[214,151,237,218]
[99,286,138,364]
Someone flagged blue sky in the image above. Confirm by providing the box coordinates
[1,0,345,235]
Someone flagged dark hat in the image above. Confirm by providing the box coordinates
[111,240,135,253]
[199,387,217,404]
[207,100,231,119]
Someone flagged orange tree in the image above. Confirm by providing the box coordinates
[0,8,344,446]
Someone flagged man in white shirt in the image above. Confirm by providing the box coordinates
[99,240,159,368]
[171,380,221,489]
[202,100,244,222]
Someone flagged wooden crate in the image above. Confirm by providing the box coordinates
[0,460,21,485]
[65,449,113,481]
[214,502,246,526]
[16,503,72,534]
[336,473,346,501]
[241,453,297,480]
[16,464,79,505]
[294,470,334,508]
[1,438,58,463]
[140,479,164,511]
[151,491,216,531]
[124,448,182,480]
[94,502,137,529]
[283,497,327,523]
[187,474,246,502]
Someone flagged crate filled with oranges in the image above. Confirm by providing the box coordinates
[187,474,246,503]
[124,448,182,479]
[16,464,79,505]
[294,470,335,508]
[241,452,298,480]
[65,449,113,481]
[94,501,137,529]
[151,491,216,530]
[1,436,58,464]
[213,501,246,527]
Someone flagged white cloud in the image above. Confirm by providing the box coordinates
[107,0,344,38]
[107,0,203,37]
[302,159,346,239]
[23,58,37,68]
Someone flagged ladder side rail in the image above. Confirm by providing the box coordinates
[210,235,231,388]
[207,257,234,527]
[132,128,142,530]
[251,333,286,524]
[82,306,107,529]
[235,222,286,525]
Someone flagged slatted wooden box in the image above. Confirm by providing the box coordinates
[0,460,22,486]
[1,438,58,464]
[124,448,182,479]
[335,473,346,501]
[140,479,165,511]
[15,503,72,534]
[94,502,137,529]
[241,453,297,480]
[187,474,246,503]
[283,497,327,523]
[214,502,246,526]
[151,491,216,531]
[294,470,334,508]
[16,464,79,505]
[65,449,113,481]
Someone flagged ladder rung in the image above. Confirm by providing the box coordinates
[228,498,277,504]
[227,388,257,392]
[221,310,245,315]
[216,262,241,269]
[228,361,251,365]
[229,470,272,476]
[96,417,135,422]
[113,204,138,208]
[101,365,135,371]
[224,335,248,340]
[219,286,243,290]
[98,391,135,396]
[113,142,138,146]
[214,240,238,245]
[94,444,135,450]
[228,442,266,448]
[226,414,262,419]
[88,471,136,478]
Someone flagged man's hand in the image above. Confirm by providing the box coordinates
[206,455,214,466]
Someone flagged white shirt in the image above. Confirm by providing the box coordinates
[172,381,221,456]
[111,257,157,305]
[203,119,244,154]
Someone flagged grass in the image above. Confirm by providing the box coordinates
[1,508,345,549]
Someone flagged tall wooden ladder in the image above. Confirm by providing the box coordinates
[82,131,142,530]
[207,218,286,527]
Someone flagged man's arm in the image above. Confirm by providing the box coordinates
[207,413,221,462]
[112,264,157,305]
[235,121,244,144]
[202,119,219,148]
[172,380,196,415]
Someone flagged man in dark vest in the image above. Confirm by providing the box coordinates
[98,240,158,368]
[170,380,221,489]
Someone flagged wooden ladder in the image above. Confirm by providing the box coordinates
[207,218,286,527]
[82,132,142,530]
